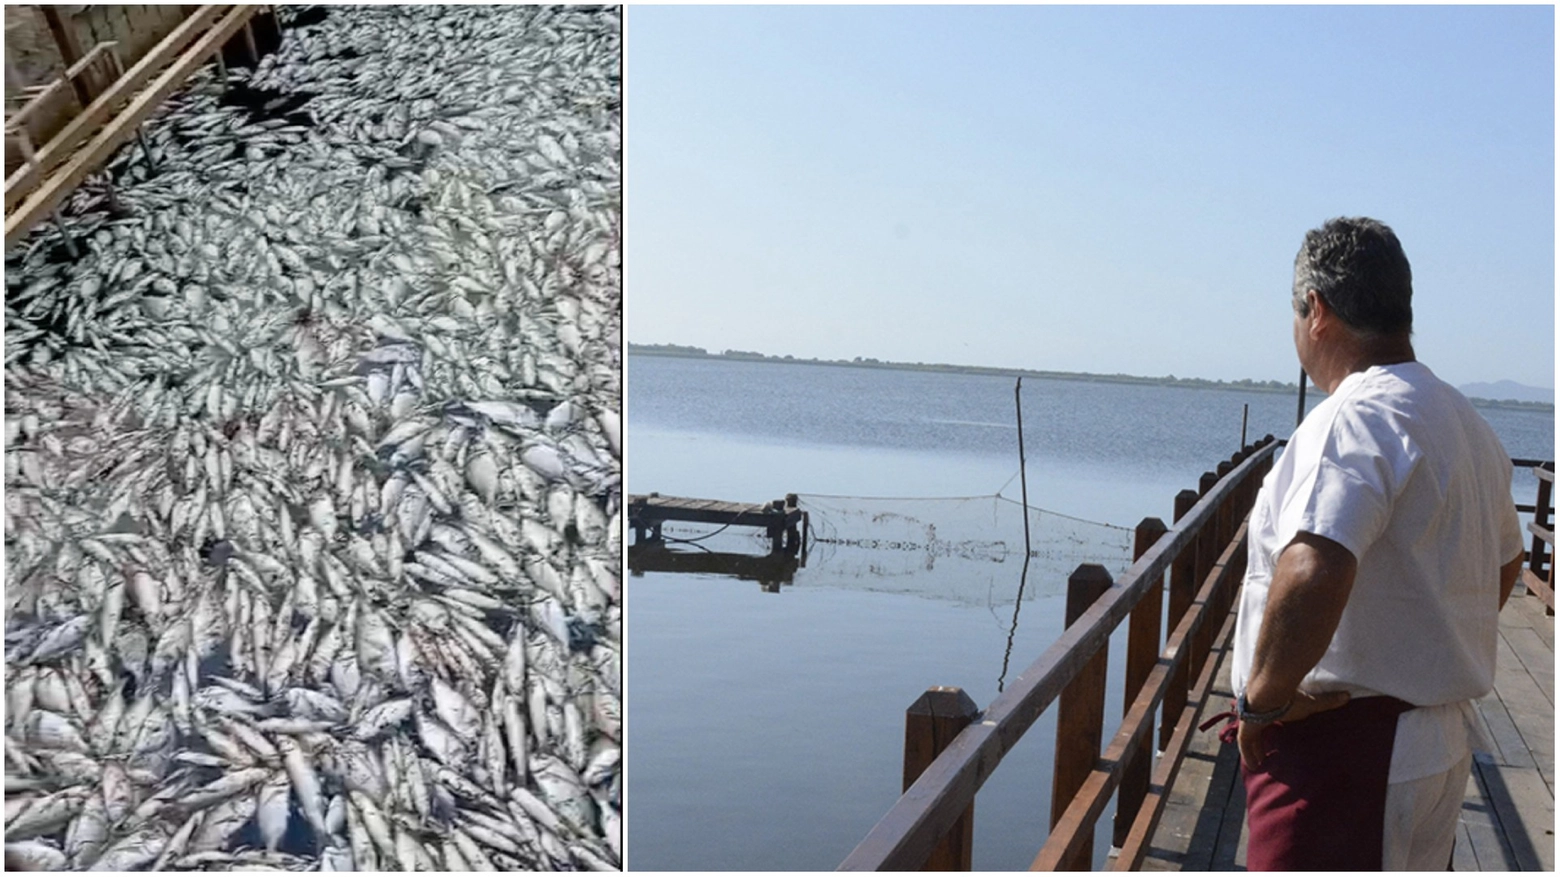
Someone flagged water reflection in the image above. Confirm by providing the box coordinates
[628,543,803,592]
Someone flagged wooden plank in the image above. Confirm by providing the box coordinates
[1501,625,1554,706]
[1493,632,1554,789]
[3,4,231,217]
[1463,766,1519,870]
[1521,569,1555,614]
[1509,591,1556,650]
[1473,759,1551,871]
[1475,691,1536,773]
[1452,818,1479,871]
[1527,521,1553,546]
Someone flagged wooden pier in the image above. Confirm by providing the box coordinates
[1139,582,1554,871]
[627,492,808,556]
[839,446,1556,871]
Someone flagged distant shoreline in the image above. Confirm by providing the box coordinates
[628,343,1555,414]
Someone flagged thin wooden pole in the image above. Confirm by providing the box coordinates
[999,377,1035,694]
[1015,377,1032,560]
[1295,367,1308,427]
[1240,403,1249,448]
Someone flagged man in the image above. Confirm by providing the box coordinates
[1228,217,1526,870]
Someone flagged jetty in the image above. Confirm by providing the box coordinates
[838,443,1554,871]
[627,492,808,557]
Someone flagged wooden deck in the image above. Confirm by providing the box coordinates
[626,493,806,554]
[1138,588,1555,871]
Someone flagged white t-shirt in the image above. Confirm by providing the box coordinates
[1231,361,1525,782]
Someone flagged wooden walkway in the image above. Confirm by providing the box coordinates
[1139,588,1555,871]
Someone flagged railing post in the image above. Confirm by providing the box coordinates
[1051,564,1113,871]
[1189,472,1219,683]
[1214,460,1236,619]
[1531,466,1552,578]
[904,687,978,870]
[1161,489,1200,752]
[1115,517,1167,848]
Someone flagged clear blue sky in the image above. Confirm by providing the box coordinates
[626,5,1555,389]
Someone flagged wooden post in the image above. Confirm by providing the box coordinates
[41,6,94,106]
[1189,472,1219,683]
[1051,564,1113,871]
[768,499,785,554]
[1115,517,1166,848]
[242,19,260,65]
[1530,467,1551,578]
[1240,403,1249,448]
[904,687,979,871]
[1162,488,1199,751]
[1215,461,1234,545]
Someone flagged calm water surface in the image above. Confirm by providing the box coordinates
[627,354,1553,871]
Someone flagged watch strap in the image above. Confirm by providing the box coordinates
[1237,692,1291,725]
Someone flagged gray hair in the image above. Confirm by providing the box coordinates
[1292,217,1413,336]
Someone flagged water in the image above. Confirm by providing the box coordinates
[626,353,1553,871]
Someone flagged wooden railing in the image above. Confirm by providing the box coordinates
[1514,459,1554,613]
[839,436,1280,871]
[5,5,267,250]
[843,446,1557,871]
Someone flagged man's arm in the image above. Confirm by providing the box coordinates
[1237,531,1356,769]
[1499,552,1525,610]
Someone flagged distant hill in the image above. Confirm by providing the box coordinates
[1460,380,1554,405]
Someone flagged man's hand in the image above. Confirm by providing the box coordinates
[1237,689,1351,771]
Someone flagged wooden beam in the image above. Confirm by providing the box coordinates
[5,6,254,250]
[1521,569,1554,613]
[4,4,231,215]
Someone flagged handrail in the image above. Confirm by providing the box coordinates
[5,5,260,248]
[838,438,1279,871]
[1032,517,1250,869]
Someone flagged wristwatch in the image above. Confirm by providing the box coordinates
[1236,692,1291,725]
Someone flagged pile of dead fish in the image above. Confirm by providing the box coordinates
[4,5,620,871]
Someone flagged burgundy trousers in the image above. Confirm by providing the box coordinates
[1239,695,1415,871]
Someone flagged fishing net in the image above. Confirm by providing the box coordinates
[649,491,1134,607]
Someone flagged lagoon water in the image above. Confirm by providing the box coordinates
[626,353,1553,871]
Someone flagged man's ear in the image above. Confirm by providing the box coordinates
[1304,290,1329,339]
